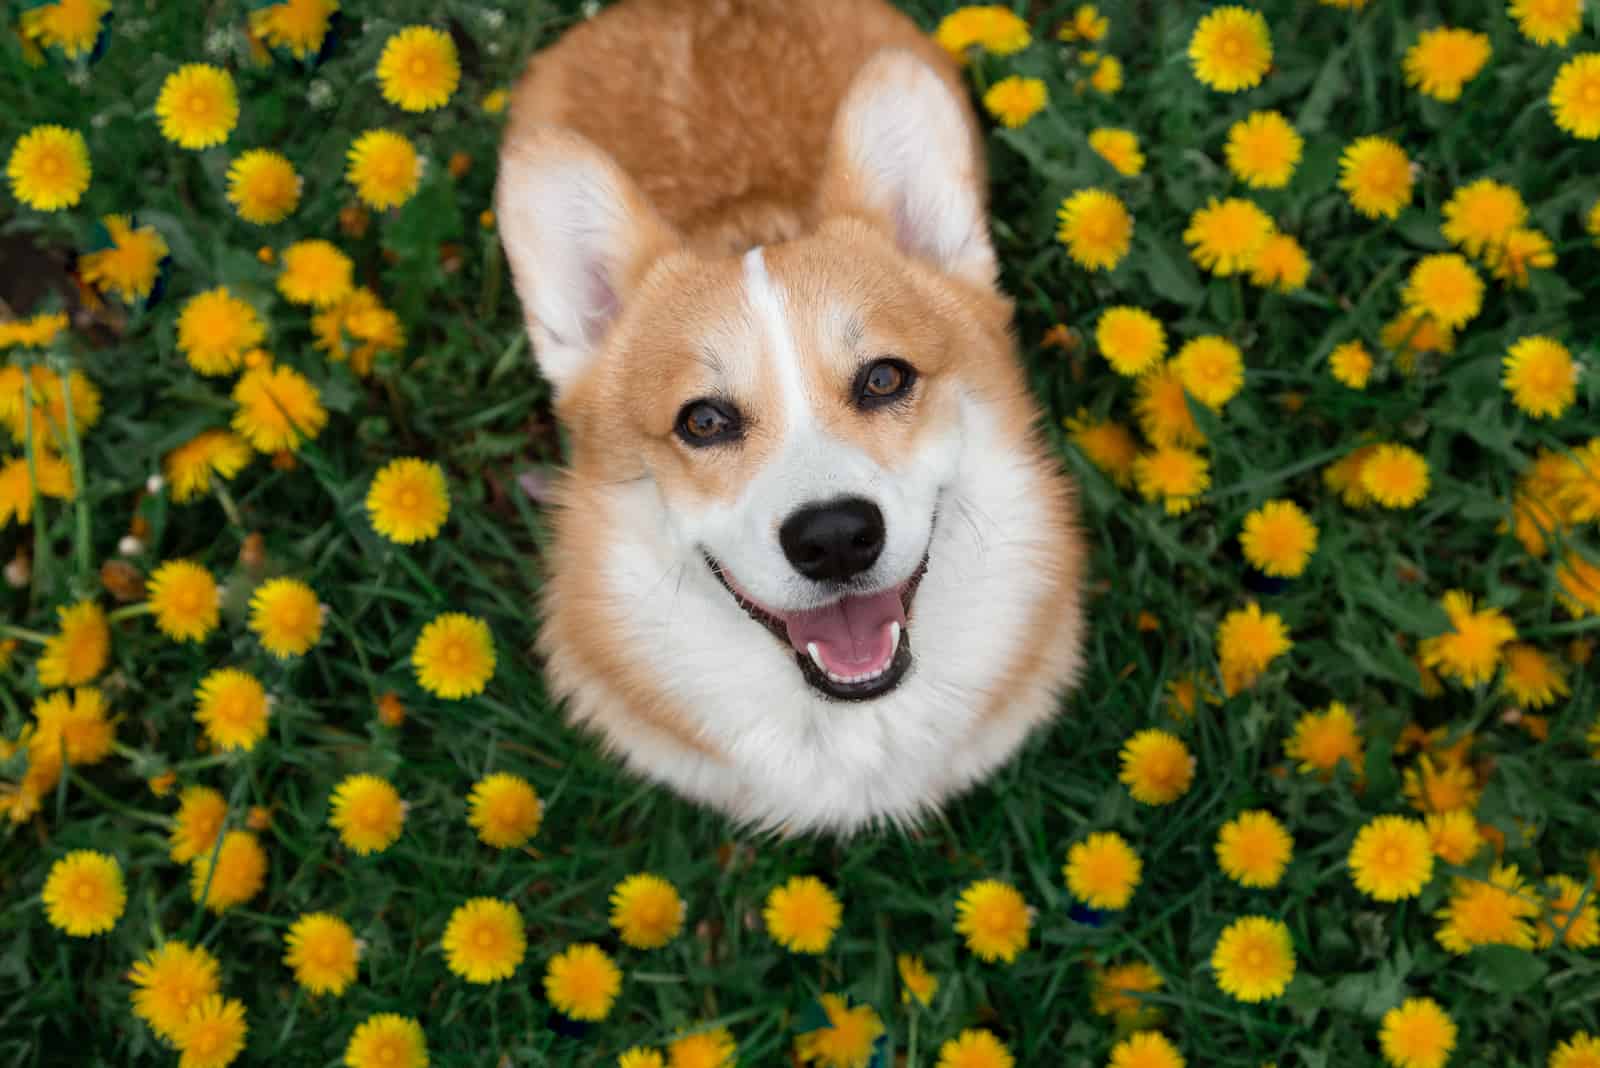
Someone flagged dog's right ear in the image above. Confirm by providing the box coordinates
[495,127,676,398]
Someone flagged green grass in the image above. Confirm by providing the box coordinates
[3,0,1600,1065]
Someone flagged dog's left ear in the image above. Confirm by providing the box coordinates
[818,49,996,287]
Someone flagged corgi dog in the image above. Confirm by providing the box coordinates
[495,0,1086,833]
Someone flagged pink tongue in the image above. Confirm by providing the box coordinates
[784,588,905,676]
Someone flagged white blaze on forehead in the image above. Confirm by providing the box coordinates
[742,246,811,429]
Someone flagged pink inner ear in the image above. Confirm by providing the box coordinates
[579,260,619,342]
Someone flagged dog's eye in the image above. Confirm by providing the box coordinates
[854,358,916,409]
[676,399,741,446]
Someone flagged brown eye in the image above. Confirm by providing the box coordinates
[676,399,741,446]
[854,358,916,409]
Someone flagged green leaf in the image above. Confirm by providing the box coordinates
[1471,946,1549,995]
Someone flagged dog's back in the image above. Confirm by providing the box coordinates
[508,0,972,254]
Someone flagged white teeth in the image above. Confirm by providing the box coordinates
[807,642,826,672]
[889,621,901,656]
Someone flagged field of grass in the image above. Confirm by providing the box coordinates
[3,0,1600,1065]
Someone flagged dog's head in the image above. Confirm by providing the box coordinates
[496,50,1082,830]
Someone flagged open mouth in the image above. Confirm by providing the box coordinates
[705,555,928,701]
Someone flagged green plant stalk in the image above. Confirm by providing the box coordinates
[20,364,48,610]
[50,354,94,592]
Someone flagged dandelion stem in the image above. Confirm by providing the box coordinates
[50,354,94,592]
[20,364,48,610]
[66,766,171,828]
[0,623,51,644]
[107,602,154,625]
[212,478,245,530]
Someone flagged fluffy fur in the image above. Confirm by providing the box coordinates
[497,0,1086,833]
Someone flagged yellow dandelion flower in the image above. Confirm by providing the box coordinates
[412,612,495,699]
[345,1014,428,1068]
[283,912,360,996]
[1551,53,1600,139]
[1405,27,1491,102]
[1065,411,1139,487]
[1538,875,1600,949]
[0,364,101,445]
[1059,4,1108,42]
[1174,335,1245,409]
[1499,643,1568,708]
[1349,814,1434,901]
[147,560,220,642]
[1184,197,1273,276]
[1418,590,1516,688]
[164,430,251,503]
[1510,0,1583,45]
[193,669,270,753]
[173,994,247,1068]
[1090,56,1123,94]
[764,875,842,953]
[169,785,227,863]
[1119,728,1194,804]
[1339,136,1413,220]
[346,130,422,211]
[1089,128,1144,177]
[7,125,91,211]
[38,600,108,688]
[1248,233,1311,292]
[378,26,460,112]
[1502,336,1576,420]
[329,774,405,856]
[1403,254,1482,331]
[247,576,322,658]
[178,288,265,377]
[30,687,114,766]
[79,215,168,303]
[934,6,1031,60]
[935,1029,1014,1068]
[1435,864,1539,954]
[1239,500,1318,578]
[610,873,685,950]
[1091,961,1163,1024]
[1426,810,1483,865]
[190,830,267,913]
[1359,444,1430,509]
[367,458,449,544]
[250,0,339,59]
[42,850,124,936]
[442,897,525,984]
[20,0,110,58]
[1381,998,1456,1068]
[621,1050,666,1068]
[1486,226,1557,288]
[1057,189,1133,271]
[1211,916,1294,1003]
[232,365,328,455]
[1189,7,1271,92]
[1225,111,1302,189]
[1380,312,1455,367]
[1063,832,1142,909]
[0,450,74,526]
[1441,179,1525,258]
[795,994,883,1068]
[1109,1031,1184,1068]
[1563,440,1600,523]
[982,76,1047,129]
[544,942,621,1021]
[467,771,542,848]
[226,150,301,225]
[1329,341,1374,389]
[129,941,221,1041]
[481,88,508,114]
[0,311,69,350]
[667,1027,738,1068]
[1133,445,1210,516]
[897,954,938,1007]
[954,878,1030,963]
[1134,363,1204,448]
[1216,810,1292,888]
[1550,1033,1600,1068]
[1095,307,1166,376]
[313,287,407,376]
[1404,754,1480,815]
[1216,602,1292,696]
[156,65,238,150]
[277,239,353,307]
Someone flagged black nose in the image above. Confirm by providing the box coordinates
[779,498,885,582]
